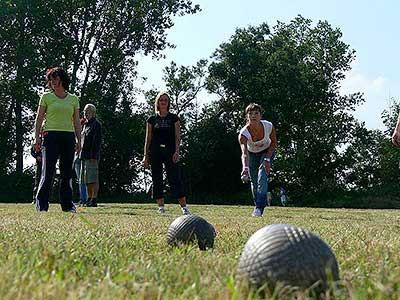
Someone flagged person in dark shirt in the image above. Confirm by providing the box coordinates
[143,92,190,215]
[80,104,102,207]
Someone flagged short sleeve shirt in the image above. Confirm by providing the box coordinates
[239,120,273,153]
[39,92,79,132]
[147,113,180,152]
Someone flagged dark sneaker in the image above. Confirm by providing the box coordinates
[88,199,97,207]
[78,199,87,207]
[62,206,77,213]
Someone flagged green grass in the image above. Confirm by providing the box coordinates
[0,203,400,300]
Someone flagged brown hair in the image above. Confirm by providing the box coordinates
[154,91,171,114]
[46,67,70,90]
[245,103,262,124]
[245,103,262,115]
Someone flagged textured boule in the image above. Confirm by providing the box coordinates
[237,224,339,293]
[167,215,216,250]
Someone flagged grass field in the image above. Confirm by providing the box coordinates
[0,203,400,300]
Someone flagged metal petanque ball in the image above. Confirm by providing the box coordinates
[237,224,339,294]
[167,215,216,250]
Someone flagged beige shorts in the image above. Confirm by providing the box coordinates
[80,159,99,184]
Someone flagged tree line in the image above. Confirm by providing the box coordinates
[0,1,398,207]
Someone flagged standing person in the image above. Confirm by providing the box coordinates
[143,92,190,215]
[267,191,272,207]
[280,186,287,207]
[392,111,400,147]
[238,103,277,217]
[80,104,102,207]
[33,67,81,212]
[74,117,88,206]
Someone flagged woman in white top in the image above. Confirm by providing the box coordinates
[238,103,277,217]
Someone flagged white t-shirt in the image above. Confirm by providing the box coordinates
[239,120,273,153]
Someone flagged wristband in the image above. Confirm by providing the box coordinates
[264,157,270,162]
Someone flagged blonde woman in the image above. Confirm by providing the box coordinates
[238,103,277,217]
[143,92,190,215]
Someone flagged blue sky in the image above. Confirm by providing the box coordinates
[137,0,400,130]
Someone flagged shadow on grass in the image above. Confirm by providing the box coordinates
[98,205,155,211]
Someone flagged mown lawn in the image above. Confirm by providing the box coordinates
[0,203,399,300]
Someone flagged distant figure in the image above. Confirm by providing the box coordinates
[280,187,287,207]
[238,103,277,217]
[267,192,272,207]
[392,112,400,147]
[80,104,102,207]
[143,91,190,215]
[33,67,81,212]
[74,117,88,206]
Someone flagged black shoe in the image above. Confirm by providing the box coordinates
[88,198,97,207]
[78,199,87,207]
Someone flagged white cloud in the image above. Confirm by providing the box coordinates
[372,76,385,91]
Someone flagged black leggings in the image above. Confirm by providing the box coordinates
[35,131,75,211]
[150,148,184,200]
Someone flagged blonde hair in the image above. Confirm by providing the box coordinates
[154,91,171,114]
[84,103,96,115]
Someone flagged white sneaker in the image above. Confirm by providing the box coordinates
[181,207,190,215]
[252,208,262,217]
[158,206,165,213]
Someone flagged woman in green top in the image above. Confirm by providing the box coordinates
[33,67,81,212]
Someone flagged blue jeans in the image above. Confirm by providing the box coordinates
[248,151,274,213]
[74,157,87,202]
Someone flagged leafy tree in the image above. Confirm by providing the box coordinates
[0,0,55,173]
[143,59,208,122]
[340,123,383,190]
[184,104,243,201]
[206,15,364,202]
[163,60,208,119]
[0,0,200,197]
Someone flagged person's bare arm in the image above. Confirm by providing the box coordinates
[34,106,46,152]
[239,135,249,176]
[73,108,81,153]
[264,126,277,174]
[392,112,400,147]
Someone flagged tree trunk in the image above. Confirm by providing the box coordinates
[14,11,26,174]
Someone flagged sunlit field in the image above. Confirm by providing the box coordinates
[0,203,399,300]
